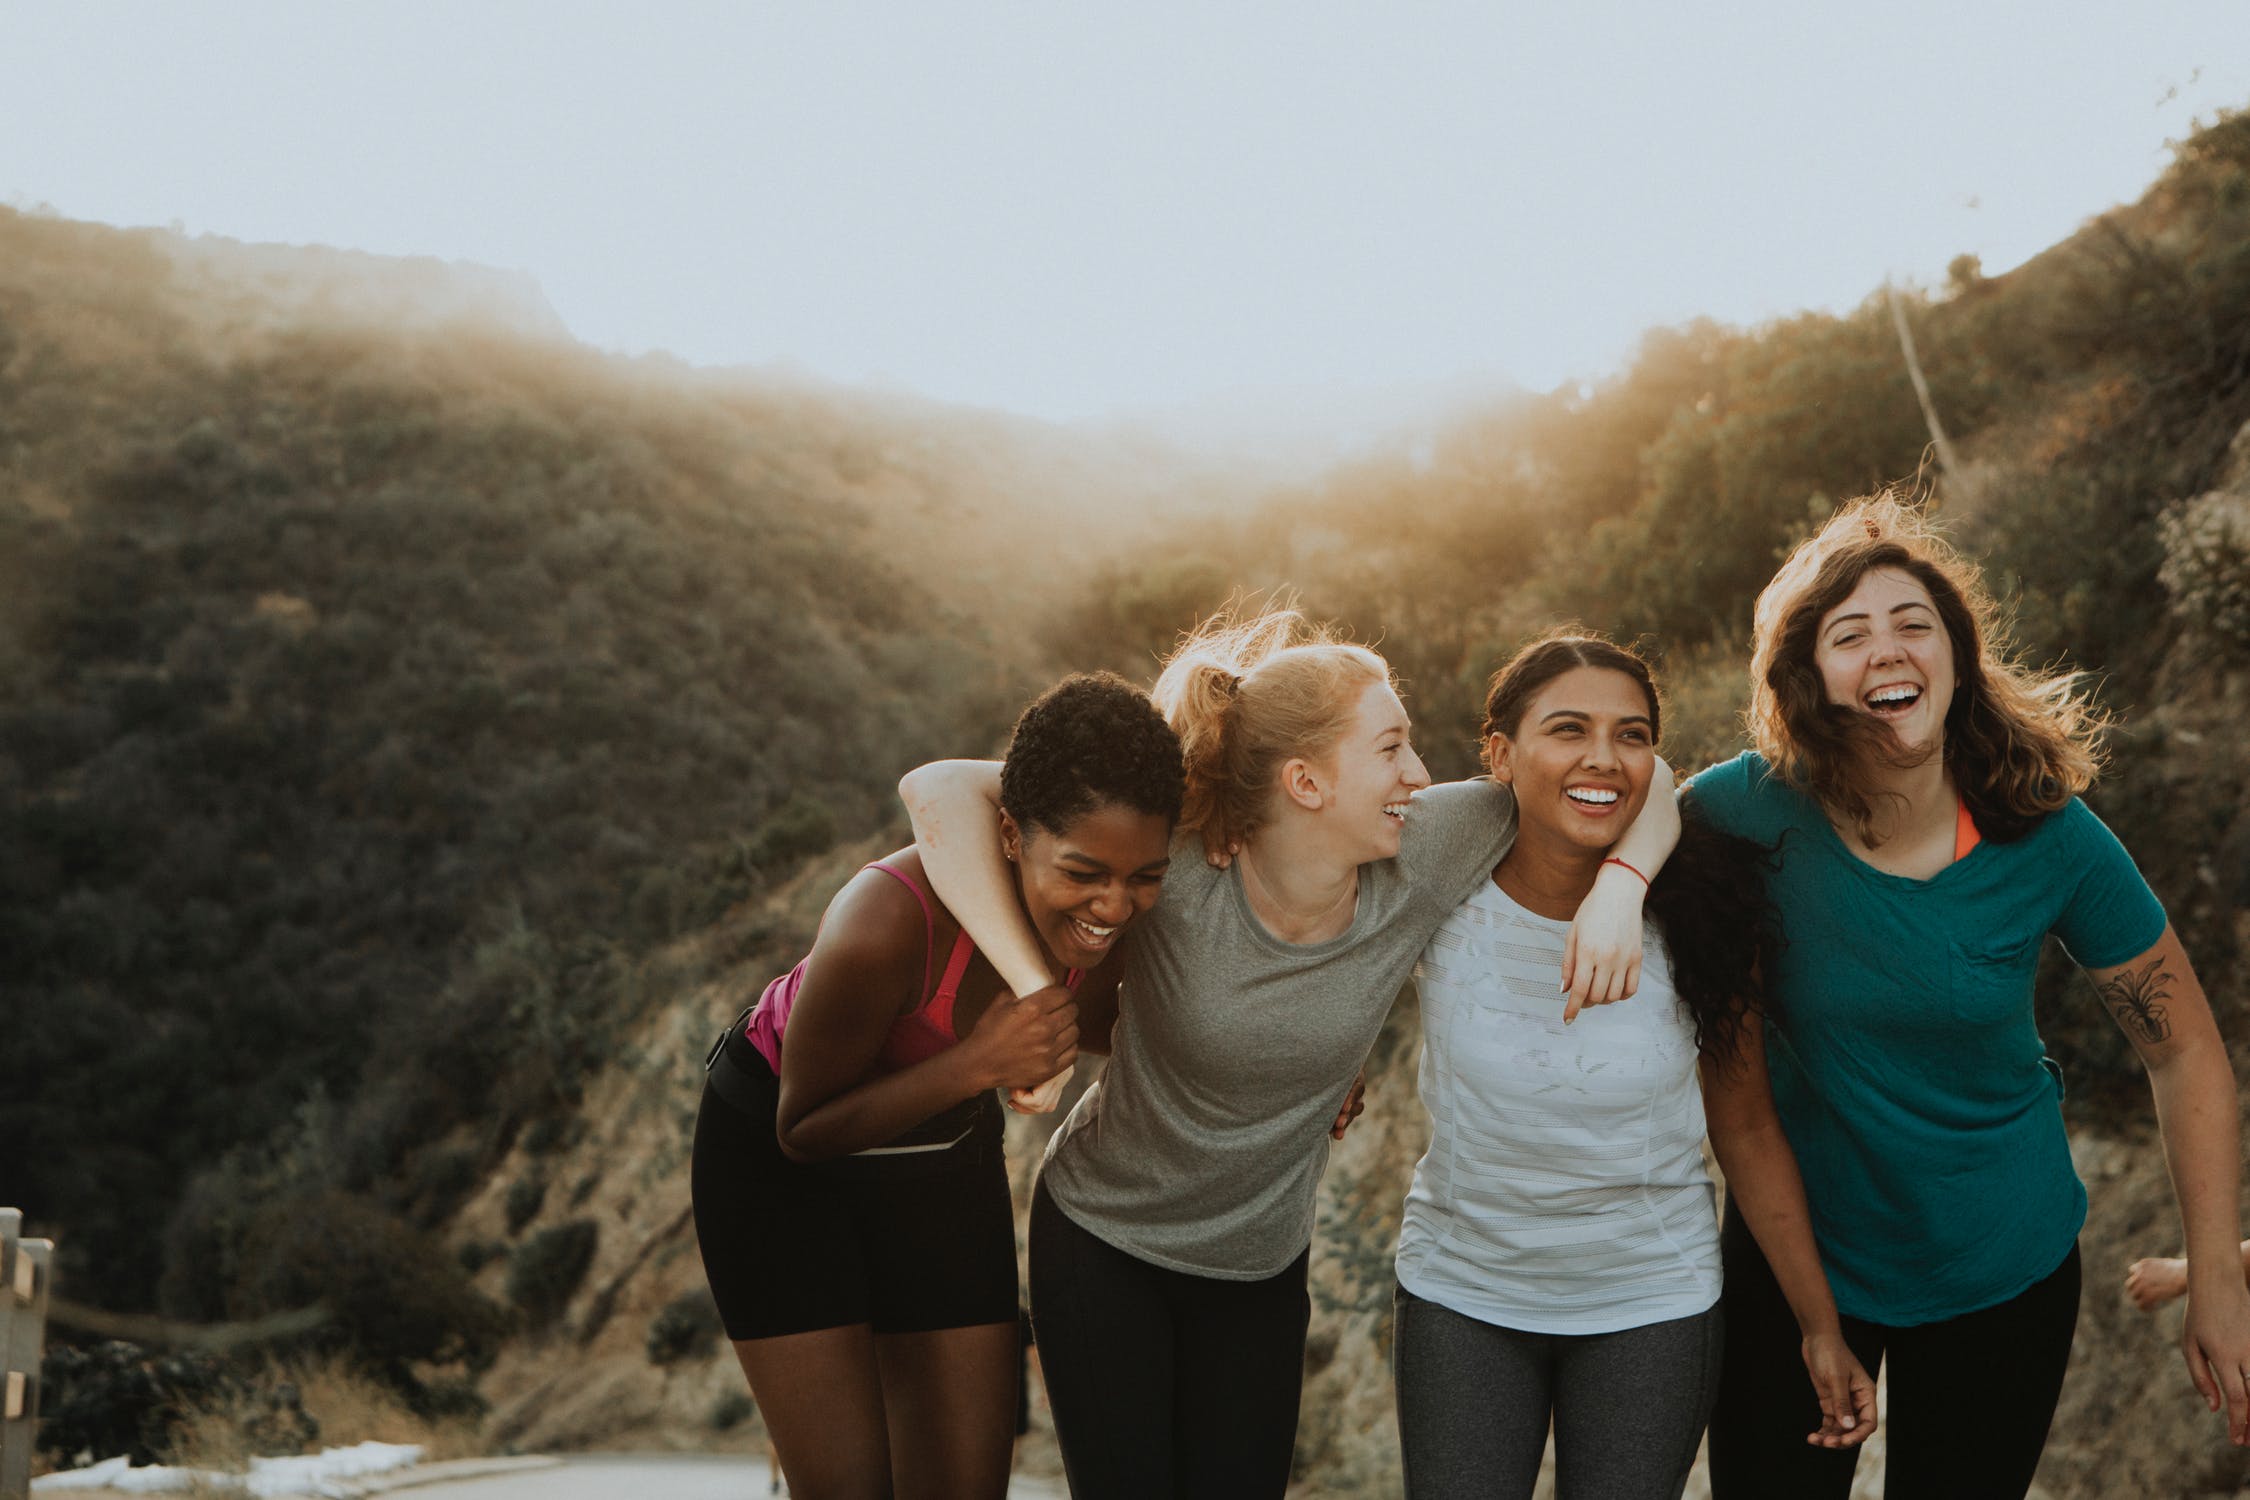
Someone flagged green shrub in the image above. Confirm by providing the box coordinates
[506,1219,598,1329]
[456,1239,504,1274]
[645,1287,723,1365]
[503,1176,547,1236]
[708,1389,754,1432]
[232,1189,510,1374]
[2159,488,2250,653]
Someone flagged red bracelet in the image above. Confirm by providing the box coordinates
[1601,856,1649,888]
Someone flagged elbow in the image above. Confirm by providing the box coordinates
[773,1116,835,1165]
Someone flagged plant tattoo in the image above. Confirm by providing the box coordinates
[2097,957,2173,1044]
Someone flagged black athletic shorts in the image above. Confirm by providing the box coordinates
[690,1037,1018,1341]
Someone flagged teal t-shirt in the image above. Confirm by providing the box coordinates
[1685,751,2168,1325]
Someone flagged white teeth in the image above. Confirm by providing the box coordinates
[1072,919,1115,937]
[1382,802,1409,818]
[1868,685,1920,706]
[1565,787,1620,805]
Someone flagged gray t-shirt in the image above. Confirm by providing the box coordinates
[1040,778,1517,1279]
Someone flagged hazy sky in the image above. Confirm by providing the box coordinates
[3,2,2245,424]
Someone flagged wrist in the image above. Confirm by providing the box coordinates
[948,1037,1003,1095]
[1600,856,1650,889]
[2189,1258,2247,1296]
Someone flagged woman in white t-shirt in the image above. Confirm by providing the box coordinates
[1393,632,1875,1500]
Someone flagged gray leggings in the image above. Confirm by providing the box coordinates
[1393,1284,1723,1500]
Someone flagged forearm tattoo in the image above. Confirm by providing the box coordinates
[2097,957,2173,1044]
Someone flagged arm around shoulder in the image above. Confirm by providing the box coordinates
[898,758,1054,998]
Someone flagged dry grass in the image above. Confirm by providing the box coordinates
[164,1354,486,1480]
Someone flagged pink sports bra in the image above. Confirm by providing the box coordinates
[741,861,1082,1074]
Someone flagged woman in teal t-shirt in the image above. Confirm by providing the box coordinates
[1692,495,2250,1498]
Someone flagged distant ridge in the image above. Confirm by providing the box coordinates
[147,224,572,341]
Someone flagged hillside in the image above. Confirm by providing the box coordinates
[0,206,1259,1350]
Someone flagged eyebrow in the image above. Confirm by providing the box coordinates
[1826,601,1936,629]
[1539,708,1654,727]
[1060,851,1172,872]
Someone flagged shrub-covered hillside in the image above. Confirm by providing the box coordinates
[0,205,1203,1327]
[1064,111,2250,781]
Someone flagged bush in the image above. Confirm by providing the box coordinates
[37,1341,236,1468]
[506,1219,598,1329]
[519,1114,579,1156]
[456,1240,504,1274]
[232,1190,510,1378]
[2159,488,2250,653]
[645,1288,722,1365]
[502,1176,546,1236]
[708,1389,755,1432]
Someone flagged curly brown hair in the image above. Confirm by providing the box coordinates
[1748,493,2104,845]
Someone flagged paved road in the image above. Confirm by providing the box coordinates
[393,1453,1067,1499]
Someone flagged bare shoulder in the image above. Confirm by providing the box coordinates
[805,852,935,1000]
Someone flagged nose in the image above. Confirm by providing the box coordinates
[1400,744,1432,790]
[1089,884,1133,925]
[1870,630,1906,667]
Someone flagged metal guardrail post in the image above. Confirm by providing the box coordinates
[1,1208,53,1500]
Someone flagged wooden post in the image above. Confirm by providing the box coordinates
[1,1208,53,1500]
[1885,279,1964,501]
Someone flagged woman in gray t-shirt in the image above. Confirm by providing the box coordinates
[901,604,1675,1500]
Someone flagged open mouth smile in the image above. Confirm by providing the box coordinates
[1382,801,1409,825]
[1067,916,1119,951]
[1864,683,1923,718]
[1564,785,1622,810]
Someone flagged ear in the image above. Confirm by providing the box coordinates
[999,809,1024,863]
[1277,755,1327,813]
[1485,732,1516,786]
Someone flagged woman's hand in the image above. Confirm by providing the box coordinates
[1559,757,1673,1019]
[1329,1070,1367,1140]
[2183,1277,2250,1445]
[965,982,1079,1093]
[1800,1330,1878,1448]
[1006,1068,1074,1115]
[1560,861,1648,1021]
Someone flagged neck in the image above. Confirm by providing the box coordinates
[1236,820,1361,943]
[1493,831,1604,922]
[1856,747,1953,843]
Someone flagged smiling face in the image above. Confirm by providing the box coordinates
[1486,666,1657,854]
[1814,565,1956,756]
[1002,801,1174,971]
[1320,678,1432,862]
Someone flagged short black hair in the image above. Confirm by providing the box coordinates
[1000,672,1184,837]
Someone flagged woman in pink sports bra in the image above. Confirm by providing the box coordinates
[690,672,1184,1500]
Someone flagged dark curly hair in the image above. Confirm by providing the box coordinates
[1646,807,1777,1075]
[999,672,1185,837]
[1480,630,1770,1070]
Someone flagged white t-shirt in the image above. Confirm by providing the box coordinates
[1396,878,1721,1334]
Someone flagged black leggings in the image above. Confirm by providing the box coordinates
[1708,1202,2080,1500]
[1027,1178,1310,1500]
